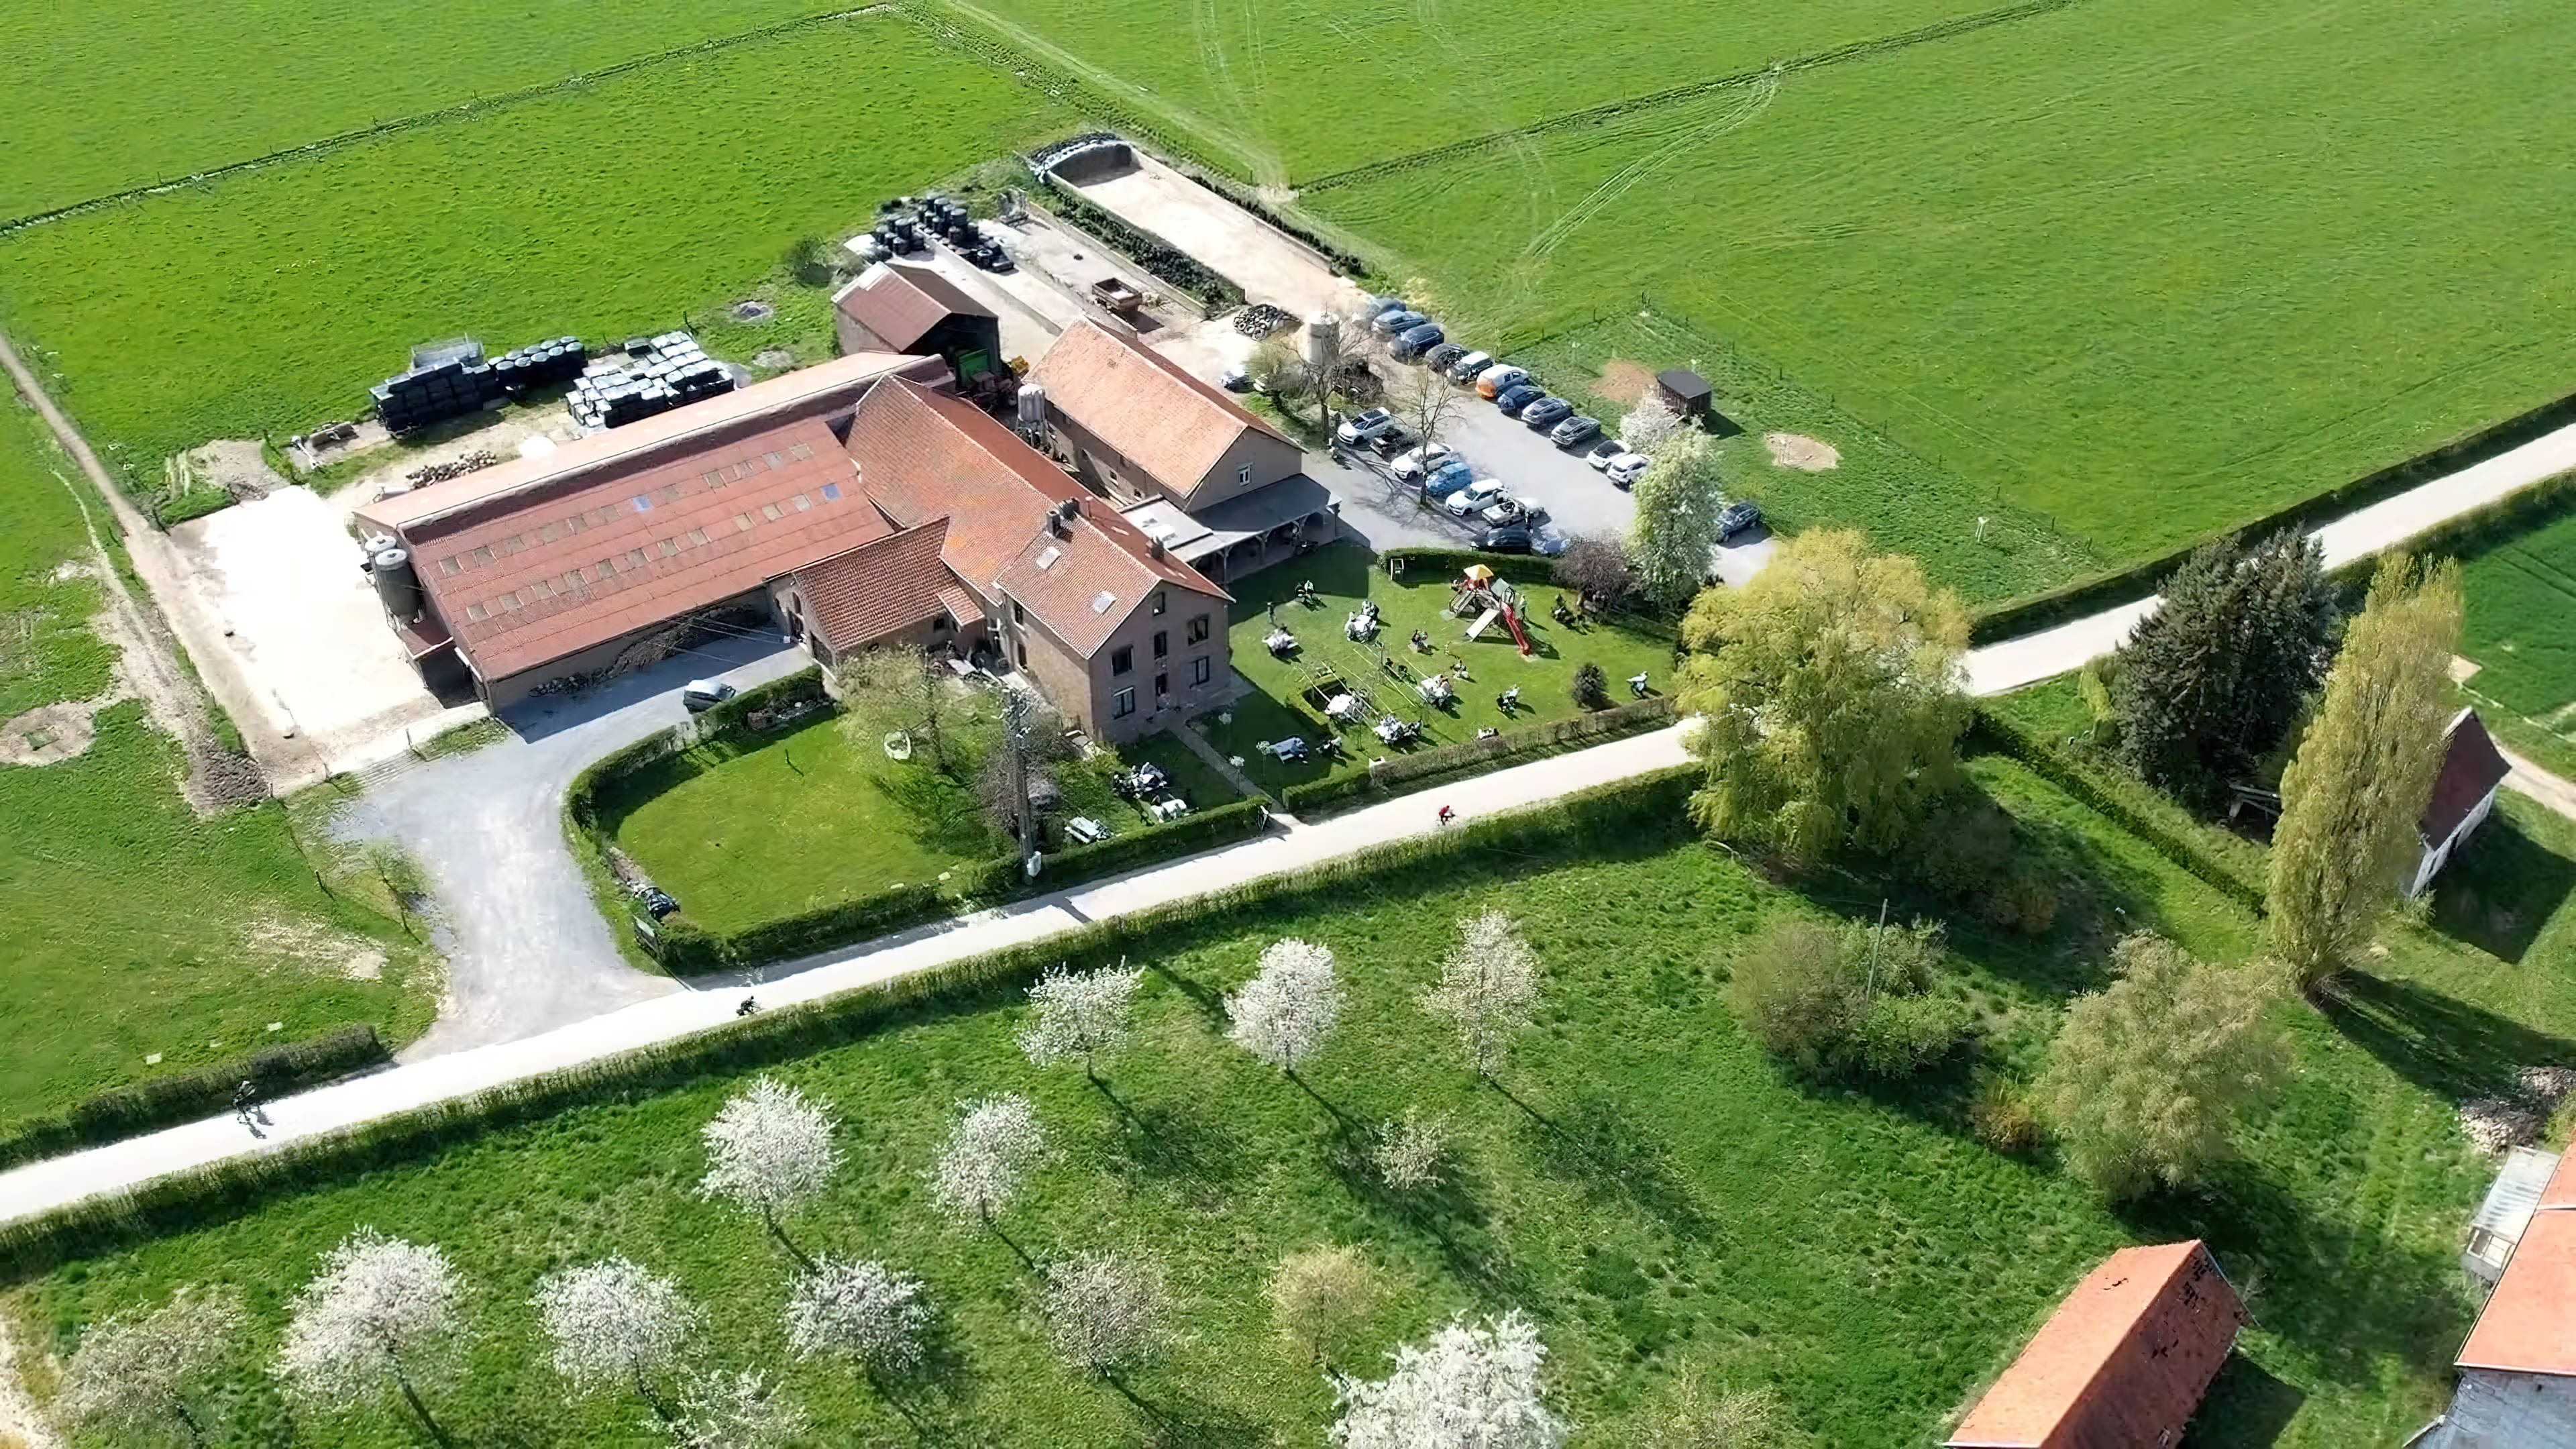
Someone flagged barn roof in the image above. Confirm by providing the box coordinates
[832,262,995,354]
[1946,1240,2245,1448]
[1657,368,1713,403]
[1028,320,1293,501]
[791,521,959,654]
[2423,708,2512,844]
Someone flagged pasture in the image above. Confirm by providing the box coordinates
[15,759,2574,1446]
[0,405,437,1134]
[2457,496,2576,729]
[0,15,1073,472]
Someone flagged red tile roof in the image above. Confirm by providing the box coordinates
[2459,1210,2576,1377]
[390,415,888,681]
[833,262,995,353]
[791,521,957,653]
[1947,1241,2245,1449]
[2424,708,2512,844]
[1028,320,1292,501]
[848,380,1226,656]
[2542,1146,2576,1211]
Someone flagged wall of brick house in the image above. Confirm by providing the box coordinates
[1041,407,1300,513]
[1179,428,1304,511]
[998,581,1231,745]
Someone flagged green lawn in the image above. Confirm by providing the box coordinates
[18,742,2572,1445]
[0,402,437,1133]
[2454,490,2576,773]
[606,712,1245,934]
[0,15,1071,475]
[1199,545,1674,793]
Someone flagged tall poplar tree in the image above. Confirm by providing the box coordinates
[2268,555,2463,990]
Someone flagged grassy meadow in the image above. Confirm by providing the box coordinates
[1298,0,2576,570]
[0,14,1073,472]
[15,752,2575,1446]
[0,0,846,217]
[0,402,437,1132]
[2455,492,2576,750]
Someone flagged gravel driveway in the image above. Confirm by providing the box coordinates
[353,637,810,1058]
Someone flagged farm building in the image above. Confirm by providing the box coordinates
[831,262,1003,388]
[2412,708,2512,896]
[1028,319,1336,582]
[2416,1148,2576,1447]
[1945,1240,2246,1448]
[2463,1147,2561,1285]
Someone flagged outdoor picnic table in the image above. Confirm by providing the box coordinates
[1326,693,1362,722]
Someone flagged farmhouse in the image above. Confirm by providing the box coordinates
[1028,320,1336,582]
[1945,1240,2245,1448]
[2418,1148,2576,1448]
[2412,709,2512,896]
[831,261,1003,389]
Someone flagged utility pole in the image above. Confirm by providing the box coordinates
[1005,688,1038,879]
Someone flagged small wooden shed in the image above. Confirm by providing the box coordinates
[1656,368,1713,416]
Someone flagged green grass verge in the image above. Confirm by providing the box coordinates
[16,749,2569,1445]
[0,13,1074,478]
[1204,543,1673,794]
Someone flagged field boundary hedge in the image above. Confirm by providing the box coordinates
[1969,394,2576,645]
[0,1026,386,1174]
[1965,710,2267,916]
[0,767,1699,1275]
[567,670,1273,973]
[1283,696,1678,816]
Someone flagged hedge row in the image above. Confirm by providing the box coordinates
[1281,696,1678,816]
[1965,710,2267,917]
[1175,166,1371,278]
[694,665,829,737]
[1379,546,1564,588]
[1969,388,2576,645]
[0,1026,386,1173]
[1031,179,1245,313]
[0,768,1699,1275]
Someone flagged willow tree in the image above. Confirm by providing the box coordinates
[2269,555,2464,990]
[1678,529,1970,862]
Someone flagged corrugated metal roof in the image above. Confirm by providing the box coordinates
[1946,1241,2245,1448]
[2471,1147,2562,1240]
[1028,320,1291,502]
[2460,1211,2576,1377]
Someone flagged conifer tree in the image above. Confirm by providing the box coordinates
[2113,531,2334,806]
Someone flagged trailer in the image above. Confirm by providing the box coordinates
[1089,278,1146,314]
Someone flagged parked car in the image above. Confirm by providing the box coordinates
[1391,322,1446,360]
[1475,525,1536,554]
[1480,496,1532,529]
[1336,407,1398,444]
[1371,308,1427,335]
[1605,453,1651,487]
[1444,478,1507,517]
[1391,443,1456,481]
[1494,383,1546,417]
[1520,397,1576,430]
[1368,427,1417,457]
[681,680,737,712]
[1550,415,1603,448]
[1365,294,1409,317]
[1446,350,1493,384]
[1421,462,1477,498]
[1585,438,1625,469]
[1424,342,1468,374]
[1718,500,1762,537]
[1475,364,1530,398]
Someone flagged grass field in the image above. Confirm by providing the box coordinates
[0,14,1072,474]
[0,0,851,217]
[0,403,438,1133]
[2456,494,2576,737]
[1201,545,1674,792]
[16,754,2573,1446]
[1292,0,2576,571]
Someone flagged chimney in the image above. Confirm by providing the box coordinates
[1045,508,1066,538]
[1059,496,1081,521]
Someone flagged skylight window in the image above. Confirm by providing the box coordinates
[820,482,842,501]
[1091,590,1117,615]
[1035,545,1062,570]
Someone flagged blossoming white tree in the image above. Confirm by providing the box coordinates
[656,1367,807,1449]
[1371,1107,1454,1191]
[930,1093,1049,1230]
[1330,1310,1569,1449]
[1618,394,1684,455]
[1226,938,1344,1075]
[273,1228,468,1436]
[1041,1253,1173,1376]
[1419,909,1544,1079]
[60,1285,244,1446]
[1018,961,1148,1083]
[533,1257,704,1411]
[697,1077,843,1263]
[786,1256,933,1379]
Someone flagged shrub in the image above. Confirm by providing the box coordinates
[0,1026,387,1170]
[1572,663,1609,710]
[1971,1080,2042,1156]
[1911,799,2017,902]
[1983,862,2062,936]
[1727,918,1966,1078]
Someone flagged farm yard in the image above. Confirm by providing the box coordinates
[13,759,2575,1446]
[1199,545,1675,795]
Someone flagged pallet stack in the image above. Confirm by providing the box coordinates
[566,332,734,433]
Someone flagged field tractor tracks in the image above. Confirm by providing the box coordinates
[1520,63,1781,264]
[1300,0,2098,193]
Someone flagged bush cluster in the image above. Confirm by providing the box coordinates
[1727,918,1970,1079]
[1907,798,2059,935]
